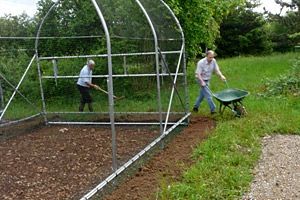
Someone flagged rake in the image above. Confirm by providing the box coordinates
[94,85,125,100]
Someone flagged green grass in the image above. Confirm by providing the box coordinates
[160,52,300,199]
[3,99,41,120]
[3,78,187,121]
[2,52,299,199]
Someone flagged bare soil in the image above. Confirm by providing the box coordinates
[104,116,215,200]
[0,125,159,200]
[0,116,214,200]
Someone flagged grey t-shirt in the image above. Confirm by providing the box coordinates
[195,57,220,80]
[77,65,92,87]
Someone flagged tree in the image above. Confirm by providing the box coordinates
[33,0,246,59]
[216,0,273,57]
[267,0,300,52]
[0,14,36,53]
[165,0,245,58]
[2,0,246,59]
[35,0,104,56]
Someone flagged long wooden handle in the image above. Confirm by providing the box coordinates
[96,86,109,95]
[95,86,123,100]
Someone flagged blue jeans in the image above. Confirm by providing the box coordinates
[194,80,216,112]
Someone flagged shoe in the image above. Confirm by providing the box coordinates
[193,107,198,112]
[211,111,217,115]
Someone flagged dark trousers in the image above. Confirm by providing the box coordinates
[77,84,93,112]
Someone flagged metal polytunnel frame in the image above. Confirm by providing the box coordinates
[35,1,189,127]
[7,0,190,199]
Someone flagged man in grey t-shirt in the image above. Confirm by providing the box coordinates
[193,50,226,114]
[77,60,99,112]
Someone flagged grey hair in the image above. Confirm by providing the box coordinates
[87,59,95,66]
[206,50,215,56]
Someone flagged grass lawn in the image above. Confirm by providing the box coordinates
[2,52,299,199]
[160,52,300,199]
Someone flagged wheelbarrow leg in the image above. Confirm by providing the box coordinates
[220,102,235,116]
[234,101,247,117]
[219,103,222,114]
[219,103,227,115]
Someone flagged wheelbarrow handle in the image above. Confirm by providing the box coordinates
[224,80,229,89]
[204,85,214,96]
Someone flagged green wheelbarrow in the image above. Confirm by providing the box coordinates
[206,83,249,117]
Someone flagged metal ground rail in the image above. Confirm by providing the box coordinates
[80,112,190,200]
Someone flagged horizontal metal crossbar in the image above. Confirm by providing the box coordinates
[38,50,181,60]
[48,121,187,126]
[42,73,184,79]
[0,113,41,127]
[0,35,181,41]
[47,111,186,115]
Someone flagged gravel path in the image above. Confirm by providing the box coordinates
[244,135,300,200]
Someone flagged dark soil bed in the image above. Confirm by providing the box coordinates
[0,116,214,200]
[0,125,159,199]
[104,116,215,200]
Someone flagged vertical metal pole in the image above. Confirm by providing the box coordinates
[0,80,4,109]
[52,59,58,86]
[36,57,48,124]
[160,0,190,121]
[135,0,163,135]
[182,45,190,122]
[34,2,58,125]
[123,56,127,75]
[161,54,167,74]
[160,54,164,85]
[91,0,117,171]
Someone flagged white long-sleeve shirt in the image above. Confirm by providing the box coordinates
[195,57,222,81]
[77,65,92,87]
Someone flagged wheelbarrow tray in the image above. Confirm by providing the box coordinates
[213,88,249,103]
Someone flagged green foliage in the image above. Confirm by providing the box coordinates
[260,58,300,97]
[216,1,273,57]
[165,0,245,58]
[289,32,300,41]
[0,52,39,100]
[268,0,300,52]
[0,14,36,37]
[36,0,104,56]
[268,21,294,52]
[159,53,300,199]
[0,14,36,53]
[1,0,247,59]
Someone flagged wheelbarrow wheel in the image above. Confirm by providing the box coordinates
[234,105,247,117]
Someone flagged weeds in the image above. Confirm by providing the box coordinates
[260,58,300,97]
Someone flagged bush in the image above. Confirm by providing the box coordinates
[260,58,300,97]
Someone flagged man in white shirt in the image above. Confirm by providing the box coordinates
[77,60,99,112]
[193,50,226,114]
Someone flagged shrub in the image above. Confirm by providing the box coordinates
[260,58,300,97]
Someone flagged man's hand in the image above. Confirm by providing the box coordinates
[93,84,101,90]
[200,80,206,87]
[220,75,226,81]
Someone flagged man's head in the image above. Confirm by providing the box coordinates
[206,50,216,63]
[87,59,95,70]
